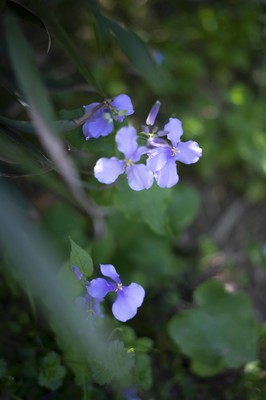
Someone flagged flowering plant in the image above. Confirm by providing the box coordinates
[83,96,202,190]
[73,264,145,322]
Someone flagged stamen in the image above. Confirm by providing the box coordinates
[171,147,177,156]
[116,283,123,292]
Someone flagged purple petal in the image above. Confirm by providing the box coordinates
[147,146,171,172]
[73,266,83,280]
[126,164,154,191]
[133,145,150,162]
[175,141,203,164]
[164,118,183,146]
[112,283,145,322]
[87,278,115,298]
[112,94,134,120]
[147,137,169,148]
[100,264,121,284]
[154,158,179,188]
[82,103,113,139]
[93,298,104,318]
[146,100,161,126]
[94,157,125,184]
[76,294,104,319]
[115,126,138,158]
[83,102,100,114]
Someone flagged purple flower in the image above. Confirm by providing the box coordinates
[147,118,202,188]
[75,294,104,320]
[82,94,134,140]
[87,264,145,322]
[122,387,141,400]
[73,266,83,281]
[94,126,154,191]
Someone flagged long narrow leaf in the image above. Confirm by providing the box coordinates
[4,12,105,235]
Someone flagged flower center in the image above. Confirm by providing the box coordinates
[103,112,113,123]
[116,283,123,292]
[125,158,133,167]
[171,147,177,156]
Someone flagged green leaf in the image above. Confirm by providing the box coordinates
[87,2,170,93]
[4,13,57,127]
[168,280,258,374]
[0,358,7,379]
[190,360,224,377]
[92,340,135,385]
[135,353,153,391]
[0,116,78,135]
[167,184,201,233]
[38,351,66,391]
[70,239,93,278]
[114,178,172,235]
[6,1,51,53]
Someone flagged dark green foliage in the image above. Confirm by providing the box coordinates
[38,351,66,391]
[91,340,135,385]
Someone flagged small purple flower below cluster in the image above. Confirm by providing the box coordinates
[87,264,145,322]
[73,265,145,323]
[82,95,202,190]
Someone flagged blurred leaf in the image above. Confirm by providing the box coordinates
[190,360,224,377]
[167,184,201,233]
[70,239,93,278]
[38,351,66,391]
[30,1,105,97]
[114,178,172,235]
[7,0,51,52]
[135,353,153,391]
[0,115,77,134]
[87,1,171,93]
[4,12,104,234]
[168,280,258,374]
[92,340,135,385]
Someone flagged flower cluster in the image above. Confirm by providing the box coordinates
[82,95,202,190]
[73,264,145,323]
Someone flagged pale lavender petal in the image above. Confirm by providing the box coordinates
[83,103,113,139]
[154,158,179,188]
[146,100,161,126]
[112,283,145,322]
[112,94,134,119]
[147,137,169,147]
[126,164,154,191]
[175,140,202,164]
[100,264,121,284]
[87,278,115,298]
[94,157,125,184]
[73,266,83,280]
[92,297,104,318]
[115,126,138,158]
[164,118,183,146]
[133,145,150,162]
[83,102,100,114]
[147,147,171,172]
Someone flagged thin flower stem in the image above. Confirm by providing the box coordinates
[73,103,106,127]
